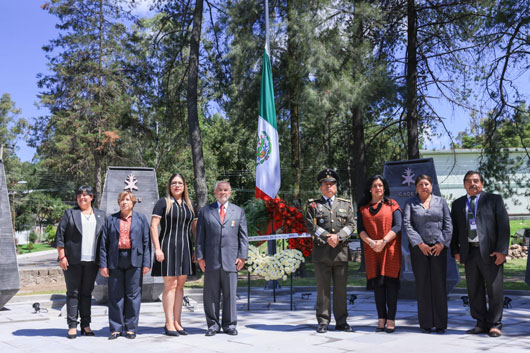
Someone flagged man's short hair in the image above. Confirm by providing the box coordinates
[463,170,484,183]
[214,181,231,191]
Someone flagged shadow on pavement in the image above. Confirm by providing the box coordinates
[246,324,314,332]
[12,328,66,337]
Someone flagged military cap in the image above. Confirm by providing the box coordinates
[317,168,339,184]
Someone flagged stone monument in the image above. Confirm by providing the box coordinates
[383,158,460,298]
[93,166,163,303]
[0,159,20,308]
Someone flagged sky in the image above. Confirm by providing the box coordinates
[0,1,480,163]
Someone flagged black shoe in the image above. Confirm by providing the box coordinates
[125,331,136,339]
[375,327,385,332]
[316,324,328,333]
[466,326,486,334]
[421,328,432,334]
[108,332,121,340]
[435,328,445,334]
[164,326,180,337]
[67,329,77,339]
[225,328,238,336]
[385,327,395,333]
[335,324,355,332]
[177,329,189,336]
[205,328,218,337]
[81,327,95,336]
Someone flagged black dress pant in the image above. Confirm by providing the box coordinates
[108,249,143,333]
[373,278,399,321]
[465,246,504,329]
[63,261,99,329]
[410,245,448,329]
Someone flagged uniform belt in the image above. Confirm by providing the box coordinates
[468,242,480,248]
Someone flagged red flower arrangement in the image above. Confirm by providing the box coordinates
[262,195,312,257]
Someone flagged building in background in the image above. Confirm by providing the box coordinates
[421,149,530,215]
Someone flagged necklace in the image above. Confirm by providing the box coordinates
[82,209,93,221]
[369,200,383,215]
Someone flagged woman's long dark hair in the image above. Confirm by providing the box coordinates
[358,174,393,207]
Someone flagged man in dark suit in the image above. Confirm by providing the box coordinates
[305,168,355,333]
[450,170,510,337]
[196,181,249,336]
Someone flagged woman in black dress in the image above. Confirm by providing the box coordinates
[151,173,196,336]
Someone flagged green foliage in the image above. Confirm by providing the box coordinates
[28,231,38,243]
[241,199,268,236]
[45,225,57,244]
[454,106,530,207]
[32,0,141,201]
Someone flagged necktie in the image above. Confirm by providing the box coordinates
[220,204,226,223]
[327,198,332,208]
[468,196,477,240]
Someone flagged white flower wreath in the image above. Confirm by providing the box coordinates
[246,245,305,281]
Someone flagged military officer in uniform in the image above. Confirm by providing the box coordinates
[305,168,356,333]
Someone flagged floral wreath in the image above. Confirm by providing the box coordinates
[261,195,313,257]
[247,245,305,281]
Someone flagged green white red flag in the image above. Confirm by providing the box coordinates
[255,45,280,200]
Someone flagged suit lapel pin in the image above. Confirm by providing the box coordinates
[231,220,235,227]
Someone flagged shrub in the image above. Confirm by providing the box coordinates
[45,225,56,244]
[29,231,38,243]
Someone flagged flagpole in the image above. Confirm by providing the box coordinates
[265,0,270,55]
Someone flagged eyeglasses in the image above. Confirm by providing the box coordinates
[171,182,184,186]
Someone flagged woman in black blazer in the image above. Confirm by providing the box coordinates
[99,191,151,340]
[55,185,106,339]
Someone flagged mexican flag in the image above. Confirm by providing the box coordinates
[255,47,280,199]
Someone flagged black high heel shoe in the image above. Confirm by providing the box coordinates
[81,327,95,336]
[164,326,180,337]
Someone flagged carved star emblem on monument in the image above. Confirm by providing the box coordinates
[401,167,416,187]
[124,173,138,191]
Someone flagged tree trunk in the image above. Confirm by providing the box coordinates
[287,0,301,204]
[351,106,366,206]
[406,0,420,159]
[94,153,102,207]
[187,0,208,208]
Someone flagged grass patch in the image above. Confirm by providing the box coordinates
[17,243,54,254]
[185,262,367,289]
[456,257,529,290]
[510,219,530,236]
[188,258,530,290]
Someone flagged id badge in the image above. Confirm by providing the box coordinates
[469,218,477,230]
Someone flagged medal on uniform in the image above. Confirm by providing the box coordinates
[231,220,236,228]
[319,219,325,224]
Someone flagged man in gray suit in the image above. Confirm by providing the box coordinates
[196,181,249,336]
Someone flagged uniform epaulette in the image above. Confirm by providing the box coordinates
[307,198,316,203]
[336,197,351,203]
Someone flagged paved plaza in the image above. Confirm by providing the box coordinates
[2,250,530,352]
